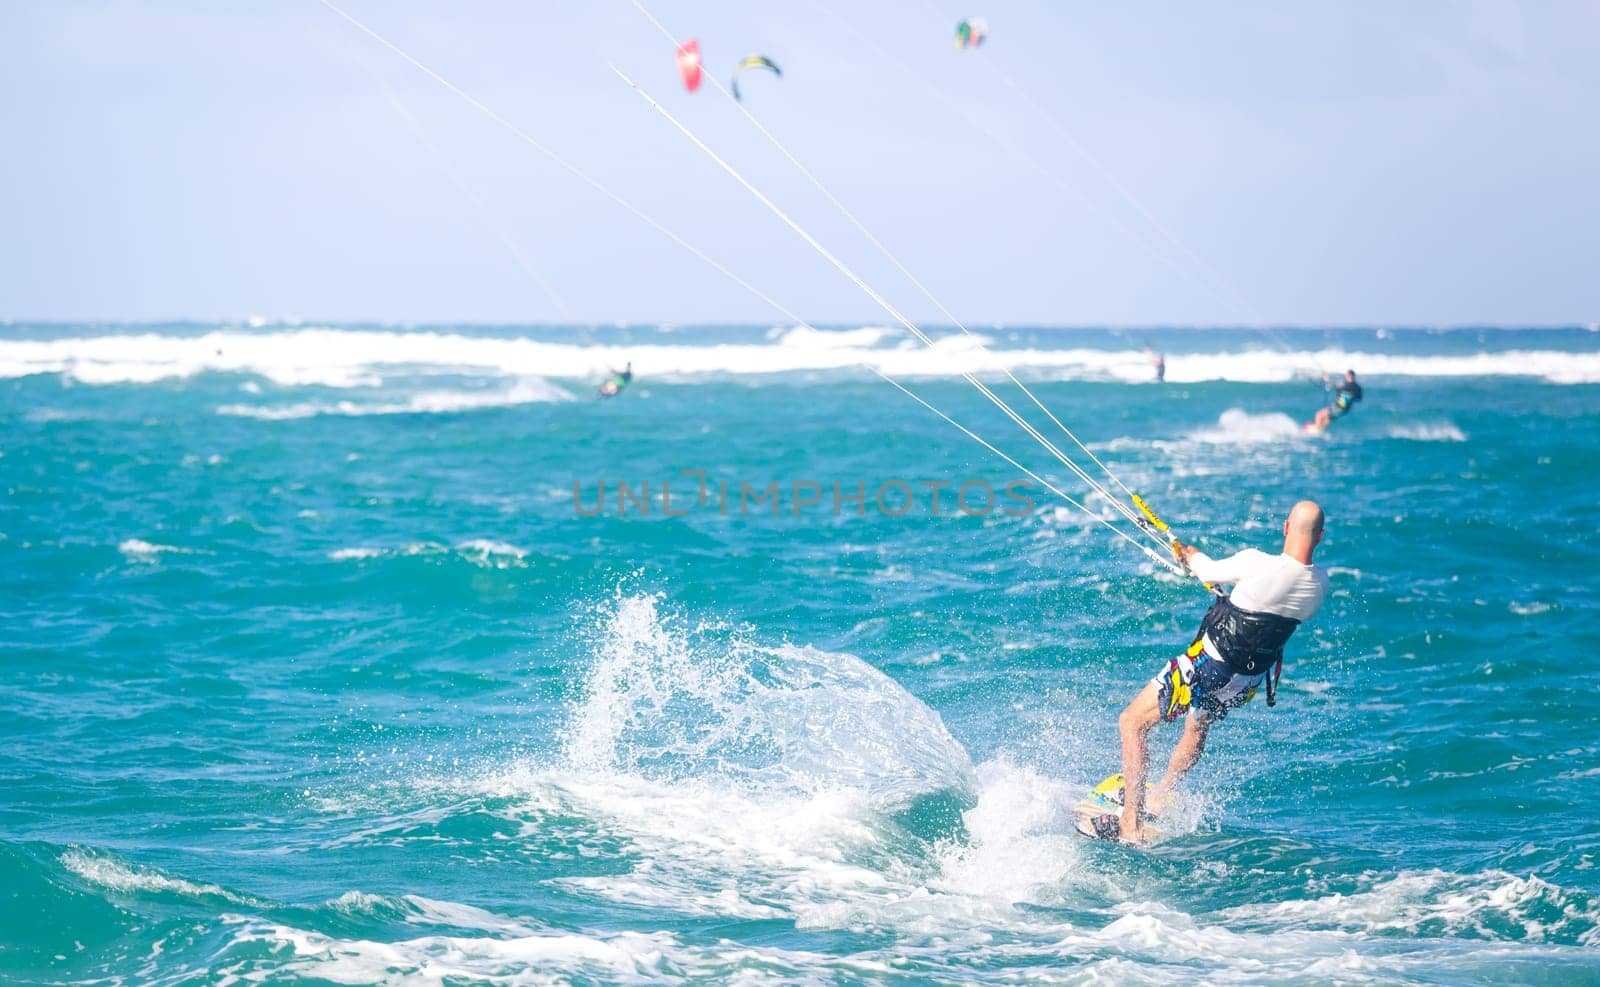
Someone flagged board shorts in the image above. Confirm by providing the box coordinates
[1151,647,1267,723]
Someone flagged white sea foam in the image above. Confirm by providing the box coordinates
[61,848,259,906]
[208,916,935,985]
[456,539,528,568]
[1217,869,1600,944]
[199,831,1600,984]
[3,328,1598,386]
[204,905,1583,986]
[328,547,384,561]
[773,325,895,349]
[215,920,682,985]
[1184,408,1305,444]
[118,538,191,559]
[325,890,402,916]
[217,378,570,419]
[327,541,526,566]
[519,775,889,923]
[929,760,1090,905]
[1387,422,1468,441]
[25,407,92,422]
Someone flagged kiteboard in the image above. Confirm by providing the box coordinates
[1301,421,1326,437]
[1073,772,1161,842]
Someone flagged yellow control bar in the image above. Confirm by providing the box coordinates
[1131,494,1218,595]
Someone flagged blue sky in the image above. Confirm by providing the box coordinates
[2,1,1596,326]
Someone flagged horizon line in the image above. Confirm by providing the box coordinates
[1,318,1595,334]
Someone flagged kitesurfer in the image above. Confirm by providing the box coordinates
[1311,370,1362,430]
[1144,347,1166,383]
[1109,501,1329,843]
[597,362,633,399]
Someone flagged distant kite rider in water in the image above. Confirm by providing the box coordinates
[1309,369,1362,431]
[1098,501,1329,844]
[1144,347,1166,383]
[597,362,633,400]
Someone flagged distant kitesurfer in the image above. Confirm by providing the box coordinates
[1310,370,1362,430]
[597,362,633,400]
[1144,347,1166,383]
[1107,501,1329,843]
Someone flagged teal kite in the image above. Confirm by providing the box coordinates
[731,54,781,101]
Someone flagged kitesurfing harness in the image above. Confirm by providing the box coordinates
[1328,379,1363,417]
[1133,494,1297,707]
[1191,595,1298,706]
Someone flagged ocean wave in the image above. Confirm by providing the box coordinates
[207,918,930,985]
[328,540,529,568]
[46,828,1600,985]
[3,327,1599,386]
[24,407,95,423]
[1217,869,1600,946]
[1387,422,1468,442]
[456,539,528,562]
[323,892,543,936]
[191,901,1600,986]
[60,847,260,907]
[1509,601,1553,616]
[770,324,896,349]
[118,538,195,559]
[215,920,684,984]
[216,379,571,419]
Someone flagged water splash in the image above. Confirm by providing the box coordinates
[1184,408,1305,445]
[559,591,976,809]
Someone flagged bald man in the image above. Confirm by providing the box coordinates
[1095,501,1330,843]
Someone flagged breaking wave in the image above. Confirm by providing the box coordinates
[216,379,571,419]
[3,327,1599,386]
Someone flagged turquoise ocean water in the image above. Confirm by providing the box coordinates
[3,323,1599,984]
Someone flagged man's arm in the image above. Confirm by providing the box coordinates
[1173,544,1267,584]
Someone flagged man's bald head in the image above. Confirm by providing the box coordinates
[1288,501,1324,536]
[1283,501,1325,562]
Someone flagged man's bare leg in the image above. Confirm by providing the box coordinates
[1117,682,1163,842]
[1148,714,1212,815]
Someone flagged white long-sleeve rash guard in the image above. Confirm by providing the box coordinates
[1188,548,1328,623]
